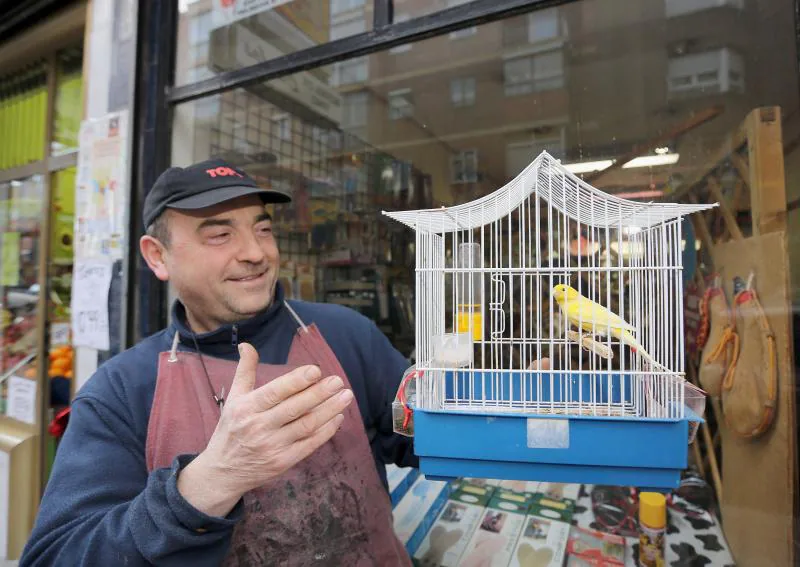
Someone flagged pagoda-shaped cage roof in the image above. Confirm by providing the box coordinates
[383,151,716,234]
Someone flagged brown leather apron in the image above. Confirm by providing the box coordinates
[145,303,411,566]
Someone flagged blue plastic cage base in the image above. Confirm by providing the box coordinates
[412,401,701,491]
[419,457,681,492]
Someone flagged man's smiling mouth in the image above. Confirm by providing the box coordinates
[230,271,267,282]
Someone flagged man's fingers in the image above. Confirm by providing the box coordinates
[528,357,552,371]
[250,364,323,411]
[228,343,259,401]
[265,375,349,428]
[270,387,354,444]
[277,414,345,471]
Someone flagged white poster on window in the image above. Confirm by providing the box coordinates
[211,0,294,30]
[6,377,37,426]
[70,259,113,351]
[50,322,71,346]
[74,111,129,262]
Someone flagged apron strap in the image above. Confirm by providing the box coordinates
[283,301,310,334]
[168,331,180,362]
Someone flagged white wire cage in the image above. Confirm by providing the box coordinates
[384,151,715,422]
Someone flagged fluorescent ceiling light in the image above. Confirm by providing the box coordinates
[561,160,614,174]
[560,153,680,174]
[622,154,680,168]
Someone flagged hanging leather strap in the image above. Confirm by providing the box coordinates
[705,325,738,392]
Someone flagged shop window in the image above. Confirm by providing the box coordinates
[665,0,744,18]
[504,50,565,96]
[0,175,46,406]
[187,10,211,67]
[330,15,365,40]
[506,137,564,177]
[195,97,220,120]
[388,89,414,120]
[52,48,84,156]
[0,63,48,169]
[450,77,476,107]
[274,116,291,140]
[188,11,212,45]
[331,17,368,86]
[668,47,745,95]
[447,0,477,39]
[451,150,478,183]
[176,1,372,87]
[332,57,368,86]
[450,27,477,40]
[389,14,412,54]
[312,126,328,144]
[528,8,562,43]
[332,0,366,16]
[343,91,368,128]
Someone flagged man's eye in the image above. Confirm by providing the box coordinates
[208,232,230,243]
[257,225,273,235]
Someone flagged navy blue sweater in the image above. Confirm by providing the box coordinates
[20,284,417,566]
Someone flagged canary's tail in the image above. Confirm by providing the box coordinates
[621,330,665,370]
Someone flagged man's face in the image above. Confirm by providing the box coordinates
[142,195,280,333]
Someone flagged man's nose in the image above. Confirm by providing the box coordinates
[237,232,267,264]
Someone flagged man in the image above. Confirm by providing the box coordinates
[21,159,418,566]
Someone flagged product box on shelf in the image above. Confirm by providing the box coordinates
[413,481,496,567]
[529,493,577,519]
[507,495,575,567]
[566,526,626,566]
[537,482,581,502]
[457,489,534,567]
[500,480,541,494]
[386,463,421,507]
[393,476,452,556]
[463,477,503,488]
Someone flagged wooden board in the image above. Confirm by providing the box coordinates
[745,107,787,236]
[712,231,796,567]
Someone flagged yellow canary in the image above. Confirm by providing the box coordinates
[551,284,657,366]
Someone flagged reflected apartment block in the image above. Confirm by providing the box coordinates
[173,0,798,208]
[364,1,571,204]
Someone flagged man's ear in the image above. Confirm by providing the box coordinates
[140,235,170,281]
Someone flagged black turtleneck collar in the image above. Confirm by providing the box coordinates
[168,281,289,356]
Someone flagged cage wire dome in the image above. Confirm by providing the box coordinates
[383,151,716,491]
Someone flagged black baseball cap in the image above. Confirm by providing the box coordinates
[142,158,291,227]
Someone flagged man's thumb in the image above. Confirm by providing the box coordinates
[228,342,258,400]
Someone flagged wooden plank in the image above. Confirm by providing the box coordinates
[687,363,724,503]
[706,177,745,240]
[731,152,750,189]
[691,437,705,479]
[745,107,787,235]
[689,198,716,258]
[731,178,747,213]
[714,232,796,567]
[669,122,748,202]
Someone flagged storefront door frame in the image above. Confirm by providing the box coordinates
[130,0,580,341]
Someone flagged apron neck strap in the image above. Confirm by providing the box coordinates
[168,331,180,362]
[283,301,309,334]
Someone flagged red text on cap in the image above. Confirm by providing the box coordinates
[206,166,243,178]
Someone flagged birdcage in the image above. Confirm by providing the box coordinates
[383,151,715,491]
